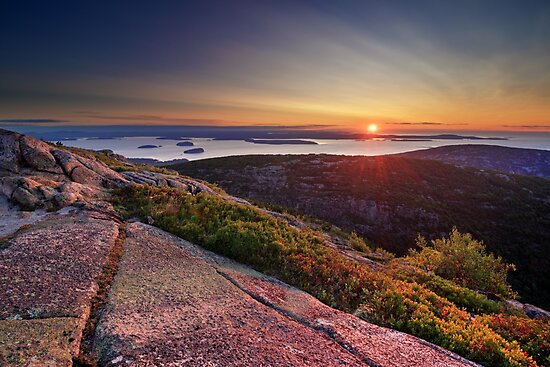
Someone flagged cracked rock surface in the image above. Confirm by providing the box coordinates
[0,208,120,367]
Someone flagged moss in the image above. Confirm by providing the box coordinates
[0,318,82,367]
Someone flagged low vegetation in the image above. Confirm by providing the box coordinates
[113,185,549,367]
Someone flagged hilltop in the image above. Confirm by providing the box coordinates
[398,144,550,178]
[1,129,549,367]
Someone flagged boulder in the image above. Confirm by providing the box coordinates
[50,149,128,188]
[524,303,550,319]
[0,130,21,173]
[73,155,128,186]
[70,165,105,187]
[19,135,62,173]
[11,186,41,211]
[8,178,44,211]
[50,149,81,176]
[53,191,79,208]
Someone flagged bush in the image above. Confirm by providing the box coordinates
[478,314,550,366]
[387,264,506,315]
[406,228,516,298]
[348,232,370,252]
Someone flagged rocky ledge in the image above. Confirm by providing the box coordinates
[0,129,479,366]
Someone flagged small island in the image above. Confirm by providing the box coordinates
[184,147,205,154]
[245,138,318,145]
[176,141,194,147]
[390,138,433,142]
[128,157,189,166]
[138,144,161,149]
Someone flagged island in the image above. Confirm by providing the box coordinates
[157,136,193,140]
[138,144,161,149]
[245,138,318,145]
[390,138,433,142]
[176,141,194,147]
[184,147,205,154]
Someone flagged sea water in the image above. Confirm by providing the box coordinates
[56,131,550,162]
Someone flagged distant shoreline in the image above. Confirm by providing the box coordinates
[244,138,318,145]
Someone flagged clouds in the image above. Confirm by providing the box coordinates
[502,125,550,129]
[0,119,67,124]
[387,122,469,126]
[0,1,549,129]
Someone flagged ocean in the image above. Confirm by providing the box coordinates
[54,131,550,162]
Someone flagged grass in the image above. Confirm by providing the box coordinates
[112,185,549,367]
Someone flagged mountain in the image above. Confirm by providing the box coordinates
[173,153,550,309]
[1,129,549,367]
[398,144,550,178]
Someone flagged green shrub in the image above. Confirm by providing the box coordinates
[406,228,516,298]
[348,232,370,252]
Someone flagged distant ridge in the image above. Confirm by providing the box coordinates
[397,144,550,178]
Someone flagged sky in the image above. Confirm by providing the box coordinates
[1,0,550,132]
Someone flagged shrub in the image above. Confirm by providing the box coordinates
[348,232,370,252]
[478,314,550,366]
[387,264,506,315]
[406,228,516,298]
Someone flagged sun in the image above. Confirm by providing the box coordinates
[367,123,378,133]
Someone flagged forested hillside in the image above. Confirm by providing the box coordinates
[174,153,550,308]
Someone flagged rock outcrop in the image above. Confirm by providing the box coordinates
[0,129,128,211]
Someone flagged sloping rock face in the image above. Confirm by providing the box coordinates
[94,223,477,367]
[0,214,119,320]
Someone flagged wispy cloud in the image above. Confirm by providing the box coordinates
[0,118,67,124]
[387,122,468,126]
[502,125,550,129]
